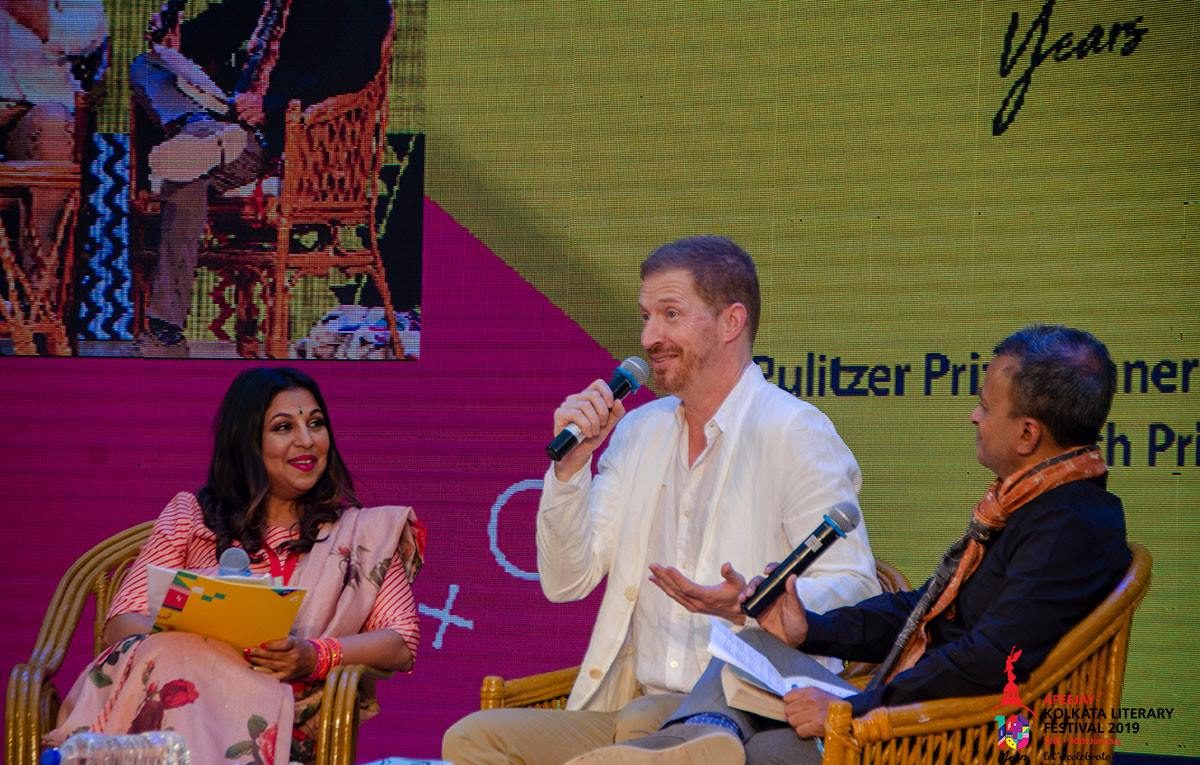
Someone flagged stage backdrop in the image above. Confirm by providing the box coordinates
[2,0,1197,761]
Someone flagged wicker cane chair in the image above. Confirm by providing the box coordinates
[129,31,402,359]
[479,557,912,710]
[4,522,390,765]
[0,84,103,356]
[821,542,1151,765]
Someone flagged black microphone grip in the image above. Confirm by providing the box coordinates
[546,423,584,462]
[741,522,843,619]
[546,358,648,462]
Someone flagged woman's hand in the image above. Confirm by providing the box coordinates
[244,636,316,681]
[245,630,415,681]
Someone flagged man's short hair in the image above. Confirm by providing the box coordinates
[640,235,761,344]
[993,325,1117,446]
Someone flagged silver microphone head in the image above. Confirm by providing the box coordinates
[619,356,650,388]
[827,502,862,534]
[218,546,250,573]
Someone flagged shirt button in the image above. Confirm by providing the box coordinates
[669,660,679,669]
[624,586,637,601]
[589,668,602,680]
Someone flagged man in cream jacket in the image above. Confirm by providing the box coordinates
[444,235,879,764]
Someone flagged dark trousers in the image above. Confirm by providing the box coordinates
[130,53,265,329]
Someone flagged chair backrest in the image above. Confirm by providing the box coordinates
[871,557,910,595]
[36,522,153,667]
[280,27,394,224]
[827,542,1152,765]
[6,522,152,765]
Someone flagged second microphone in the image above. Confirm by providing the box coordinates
[740,502,862,618]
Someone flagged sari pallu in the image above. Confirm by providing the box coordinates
[46,505,423,765]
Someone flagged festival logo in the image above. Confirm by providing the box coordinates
[995,646,1035,752]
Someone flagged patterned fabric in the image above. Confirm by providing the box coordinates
[47,494,422,764]
[680,713,744,739]
[870,446,1107,687]
[108,493,419,652]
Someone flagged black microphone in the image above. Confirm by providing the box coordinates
[741,502,861,618]
[546,357,650,462]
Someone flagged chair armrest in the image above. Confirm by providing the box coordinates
[822,700,859,765]
[6,662,53,765]
[480,666,579,710]
[313,664,391,765]
[851,692,1003,742]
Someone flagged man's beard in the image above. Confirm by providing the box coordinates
[650,339,714,395]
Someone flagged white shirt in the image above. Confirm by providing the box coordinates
[635,405,726,694]
[538,362,880,711]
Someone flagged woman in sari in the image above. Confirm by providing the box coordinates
[45,367,425,765]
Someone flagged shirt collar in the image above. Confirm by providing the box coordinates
[671,361,762,436]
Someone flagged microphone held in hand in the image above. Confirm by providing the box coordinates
[740,503,862,619]
[546,357,650,462]
[218,546,251,577]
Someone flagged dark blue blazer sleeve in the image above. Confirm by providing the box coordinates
[801,481,1128,717]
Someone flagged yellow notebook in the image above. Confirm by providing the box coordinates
[148,565,305,650]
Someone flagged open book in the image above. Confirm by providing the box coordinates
[147,565,305,650]
[708,619,858,721]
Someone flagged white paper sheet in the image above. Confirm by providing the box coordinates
[707,619,856,699]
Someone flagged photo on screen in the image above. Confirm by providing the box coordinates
[0,0,424,360]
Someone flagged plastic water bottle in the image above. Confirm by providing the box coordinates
[41,730,189,764]
[40,732,103,765]
[143,731,189,764]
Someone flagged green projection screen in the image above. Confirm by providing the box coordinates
[425,1,1197,757]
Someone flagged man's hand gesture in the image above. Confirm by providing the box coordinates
[649,561,748,624]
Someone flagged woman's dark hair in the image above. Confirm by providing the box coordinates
[198,367,358,559]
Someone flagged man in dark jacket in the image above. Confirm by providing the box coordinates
[570,324,1130,765]
[128,0,391,356]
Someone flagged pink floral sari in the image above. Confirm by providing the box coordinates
[47,505,422,765]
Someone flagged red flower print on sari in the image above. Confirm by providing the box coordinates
[129,678,199,733]
[256,723,277,764]
[160,679,200,708]
[226,714,277,764]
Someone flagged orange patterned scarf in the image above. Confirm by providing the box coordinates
[869,445,1107,688]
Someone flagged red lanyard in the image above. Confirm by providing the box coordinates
[261,545,298,586]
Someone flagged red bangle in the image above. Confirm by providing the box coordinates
[303,637,344,682]
[304,638,328,681]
